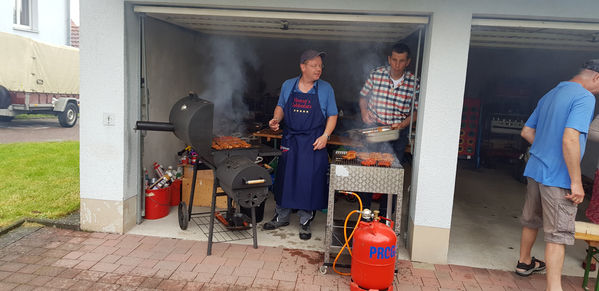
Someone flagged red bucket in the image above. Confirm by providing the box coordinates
[170,179,182,206]
[145,187,171,219]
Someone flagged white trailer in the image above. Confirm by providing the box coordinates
[0,32,79,127]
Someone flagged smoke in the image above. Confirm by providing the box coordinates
[334,41,387,96]
[329,41,387,145]
[196,35,259,136]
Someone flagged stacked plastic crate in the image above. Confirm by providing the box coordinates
[458,98,481,159]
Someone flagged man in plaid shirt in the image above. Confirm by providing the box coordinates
[359,42,419,163]
[358,42,419,217]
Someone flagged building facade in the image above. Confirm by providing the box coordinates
[80,0,599,264]
[0,0,72,46]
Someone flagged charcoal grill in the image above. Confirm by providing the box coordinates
[332,151,402,168]
[216,155,270,208]
[320,150,404,274]
[135,92,279,255]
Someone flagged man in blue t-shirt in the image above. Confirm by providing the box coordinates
[516,59,599,290]
[264,50,338,240]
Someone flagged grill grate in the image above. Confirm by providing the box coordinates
[332,151,402,168]
[191,212,253,242]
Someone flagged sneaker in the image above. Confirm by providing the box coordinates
[515,257,546,276]
[299,224,311,240]
[262,216,289,230]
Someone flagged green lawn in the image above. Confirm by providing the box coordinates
[0,141,79,227]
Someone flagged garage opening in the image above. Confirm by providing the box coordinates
[450,18,599,274]
[130,5,428,260]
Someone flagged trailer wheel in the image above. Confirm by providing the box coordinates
[58,102,78,127]
[0,86,10,109]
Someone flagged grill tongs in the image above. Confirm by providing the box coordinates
[348,126,399,143]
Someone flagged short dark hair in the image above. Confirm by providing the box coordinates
[582,59,599,73]
[390,42,411,59]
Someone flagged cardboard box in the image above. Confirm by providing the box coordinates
[181,166,227,209]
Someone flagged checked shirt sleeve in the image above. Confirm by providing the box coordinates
[359,72,375,99]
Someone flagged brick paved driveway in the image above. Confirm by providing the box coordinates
[0,227,589,290]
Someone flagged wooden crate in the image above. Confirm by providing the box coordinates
[181,165,227,209]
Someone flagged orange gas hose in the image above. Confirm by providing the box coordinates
[332,192,362,276]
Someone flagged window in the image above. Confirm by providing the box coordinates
[13,0,37,30]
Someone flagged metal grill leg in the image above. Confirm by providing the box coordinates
[226,197,233,220]
[323,185,335,268]
[394,191,402,267]
[207,174,218,256]
[251,207,258,249]
[386,194,392,218]
[188,163,199,221]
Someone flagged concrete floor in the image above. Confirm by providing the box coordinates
[128,161,589,277]
[448,163,588,277]
[127,195,410,262]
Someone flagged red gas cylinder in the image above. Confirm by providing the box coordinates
[351,220,396,291]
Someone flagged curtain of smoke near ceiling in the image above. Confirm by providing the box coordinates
[187,28,422,137]
[198,36,259,136]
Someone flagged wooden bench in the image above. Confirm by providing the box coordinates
[575,221,599,291]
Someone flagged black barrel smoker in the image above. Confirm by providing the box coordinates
[135,93,278,254]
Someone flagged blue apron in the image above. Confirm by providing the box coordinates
[274,79,328,210]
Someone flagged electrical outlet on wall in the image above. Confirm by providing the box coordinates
[103,112,115,126]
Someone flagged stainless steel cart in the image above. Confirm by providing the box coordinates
[321,153,404,274]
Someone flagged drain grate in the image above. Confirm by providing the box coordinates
[191,212,253,242]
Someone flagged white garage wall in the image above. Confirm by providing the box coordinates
[142,18,206,173]
[80,0,126,201]
[409,6,472,229]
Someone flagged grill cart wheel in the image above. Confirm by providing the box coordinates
[319,265,328,275]
[58,102,78,127]
[178,201,189,230]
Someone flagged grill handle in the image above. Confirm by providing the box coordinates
[135,121,175,132]
[244,178,265,185]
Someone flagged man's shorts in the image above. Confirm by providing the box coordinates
[520,178,577,245]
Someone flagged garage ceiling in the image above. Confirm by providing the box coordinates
[133,6,428,42]
[472,18,599,51]
[134,6,599,51]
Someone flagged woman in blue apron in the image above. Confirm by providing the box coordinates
[263,50,338,240]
